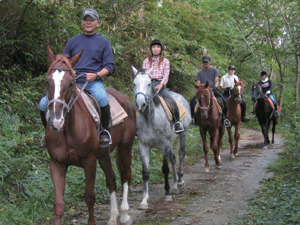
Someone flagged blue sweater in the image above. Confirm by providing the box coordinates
[63,33,114,83]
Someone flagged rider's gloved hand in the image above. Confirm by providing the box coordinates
[226,87,231,91]
[266,90,271,94]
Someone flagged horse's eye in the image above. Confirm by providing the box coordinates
[68,82,74,88]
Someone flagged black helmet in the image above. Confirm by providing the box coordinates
[150,39,164,51]
[260,71,267,76]
[228,65,236,70]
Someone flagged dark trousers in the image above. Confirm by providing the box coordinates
[152,80,180,122]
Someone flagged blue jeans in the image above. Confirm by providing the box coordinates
[39,80,108,111]
[267,93,277,105]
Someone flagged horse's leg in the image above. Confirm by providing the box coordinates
[116,143,133,225]
[233,123,241,156]
[200,128,209,172]
[227,126,234,159]
[271,118,276,144]
[98,155,118,225]
[50,160,68,225]
[138,143,150,210]
[258,120,267,149]
[167,144,179,194]
[264,119,271,148]
[162,146,173,201]
[83,158,97,225]
[218,126,224,161]
[177,132,188,189]
[210,128,221,169]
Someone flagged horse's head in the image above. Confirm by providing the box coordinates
[194,81,213,119]
[132,65,154,112]
[231,79,246,104]
[252,82,261,102]
[45,45,82,131]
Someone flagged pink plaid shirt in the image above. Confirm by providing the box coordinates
[142,57,170,85]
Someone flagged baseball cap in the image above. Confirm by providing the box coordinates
[228,65,236,70]
[202,55,211,62]
[82,8,99,20]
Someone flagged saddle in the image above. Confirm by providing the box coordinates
[75,86,128,131]
[254,96,280,111]
[194,96,223,114]
[158,95,187,122]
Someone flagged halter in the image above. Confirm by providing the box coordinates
[46,55,87,117]
[231,85,243,102]
[198,88,213,112]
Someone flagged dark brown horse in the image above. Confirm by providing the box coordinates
[45,46,136,225]
[195,82,223,172]
[225,79,246,159]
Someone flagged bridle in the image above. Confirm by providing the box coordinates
[198,88,213,112]
[252,83,262,99]
[134,73,160,108]
[231,85,243,102]
[46,55,87,117]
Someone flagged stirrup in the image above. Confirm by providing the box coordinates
[274,111,280,117]
[250,109,256,115]
[99,129,112,148]
[174,121,184,134]
[223,119,231,127]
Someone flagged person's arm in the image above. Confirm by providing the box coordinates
[160,58,170,86]
[220,76,227,90]
[215,76,219,87]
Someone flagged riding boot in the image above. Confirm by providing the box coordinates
[99,104,112,148]
[222,107,231,127]
[40,110,47,149]
[174,108,184,134]
[273,104,280,117]
[240,99,250,122]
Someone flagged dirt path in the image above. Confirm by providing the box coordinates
[70,128,284,225]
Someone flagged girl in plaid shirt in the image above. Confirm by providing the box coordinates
[142,39,184,133]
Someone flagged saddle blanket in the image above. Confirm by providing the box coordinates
[158,95,187,122]
[75,86,128,128]
[194,96,222,114]
[254,96,280,111]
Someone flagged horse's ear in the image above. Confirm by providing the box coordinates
[69,49,83,67]
[234,79,237,84]
[205,81,209,88]
[47,45,56,64]
[242,80,246,86]
[131,65,138,76]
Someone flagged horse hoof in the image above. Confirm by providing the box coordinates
[263,146,268,150]
[178,180,185,189]
[216,165,222,170]
[172,188,179,194]
[234,153,238,156]
[164,195,173,202]
[204,168,209,173]
[120,218,133,225]
[107,220,117,225]
[137,204,148,210]
[230,155,235,160]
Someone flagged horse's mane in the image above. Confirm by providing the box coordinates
[47,54,75,77]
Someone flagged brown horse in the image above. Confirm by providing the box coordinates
[225,79,246,159]
[194,82,223,172]
[45,46,136,225]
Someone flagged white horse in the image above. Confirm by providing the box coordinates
[132,66,191,210]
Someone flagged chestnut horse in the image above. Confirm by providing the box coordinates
[44,46,136,225]
[225,79,246,159]
[252,82,277,149]
[195,82,223,172]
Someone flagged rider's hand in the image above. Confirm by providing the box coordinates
[86,73,97,82]
[155,83,164,91]
[266,90,271,94]
[226,87,231,91]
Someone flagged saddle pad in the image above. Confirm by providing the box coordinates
[158,95,187,122]
[107,93,128,127]
[76,86,128,128]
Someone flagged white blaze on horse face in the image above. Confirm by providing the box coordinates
[51,70,65,130]
[134,74,152,111]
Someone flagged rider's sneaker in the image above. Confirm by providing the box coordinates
[40,135,47,150]
[242,116,250,122]
[274,110,280,117]
[223,118,231,127]
[190,118,196,127]
[174,121,184,134]
[99,130,112,148]
[250,109,256,115]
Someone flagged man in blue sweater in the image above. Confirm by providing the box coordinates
[39,8,114,148]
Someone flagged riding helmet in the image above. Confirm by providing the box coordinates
[260,71,267,76]
[150,39,164,54]
[228,65,236,70]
